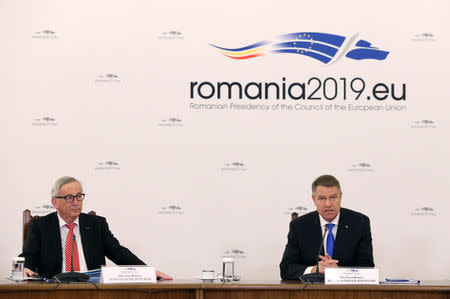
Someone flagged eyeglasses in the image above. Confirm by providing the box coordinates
[55,193,85,203]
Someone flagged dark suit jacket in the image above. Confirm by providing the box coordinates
[20,212,145,277]
[279,208,374,280]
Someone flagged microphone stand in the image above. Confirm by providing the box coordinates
[300,224,329,283]
[71,235,75,272]
[54,234,89,283]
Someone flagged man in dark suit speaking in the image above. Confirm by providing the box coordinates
[20,176,171,280]
[280,175,374,280]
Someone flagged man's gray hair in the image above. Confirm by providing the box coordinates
[51,176,82,198]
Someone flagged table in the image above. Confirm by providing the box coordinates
[0,279,448,299]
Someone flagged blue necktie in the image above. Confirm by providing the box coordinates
[326,223,335,258]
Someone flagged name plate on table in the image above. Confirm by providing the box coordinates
[325,268,379,285]
[101,266,156,283]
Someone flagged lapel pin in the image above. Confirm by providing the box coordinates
[345,225,349,229]
[86,226,90,230]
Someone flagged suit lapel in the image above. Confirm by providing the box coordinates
[79,213,90,268]
[334,209,349,259]
[312,212,325,256]
[50,212,63,272]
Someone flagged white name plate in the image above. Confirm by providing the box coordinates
[325,268,379,285]
[101,266,156,283]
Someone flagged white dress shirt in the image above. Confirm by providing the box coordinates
[303,211,340,275]
[57,213,88,272]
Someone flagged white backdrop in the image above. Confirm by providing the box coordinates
[1,0,449,281]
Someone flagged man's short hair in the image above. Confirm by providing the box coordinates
[51,176,81,198]
[312,175,341,194]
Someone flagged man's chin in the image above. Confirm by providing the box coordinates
[323,212,337,222]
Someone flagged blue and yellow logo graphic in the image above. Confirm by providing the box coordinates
[210,32,389,64]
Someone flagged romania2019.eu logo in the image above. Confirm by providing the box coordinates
[210,32,389,64]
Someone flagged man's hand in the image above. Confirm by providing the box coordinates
[312,254,339,273]
[156,270,172,280]
[24,268,38,278]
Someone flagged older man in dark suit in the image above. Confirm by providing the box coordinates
[20,176,171,280]
[280,175,374,280]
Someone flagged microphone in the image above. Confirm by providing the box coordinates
[300,224,329,283]
[53,229,89,283]
[70,235,75,272]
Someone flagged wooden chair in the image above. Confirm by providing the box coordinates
[291,212,299,221]
[22,210,96,247]
[22,209,39,247]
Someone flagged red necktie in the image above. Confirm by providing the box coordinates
[65,224,80,271]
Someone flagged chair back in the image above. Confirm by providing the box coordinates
[291,212,299,221]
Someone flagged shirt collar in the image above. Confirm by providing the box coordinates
[56,212,79,228]
[318,210,340,228]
